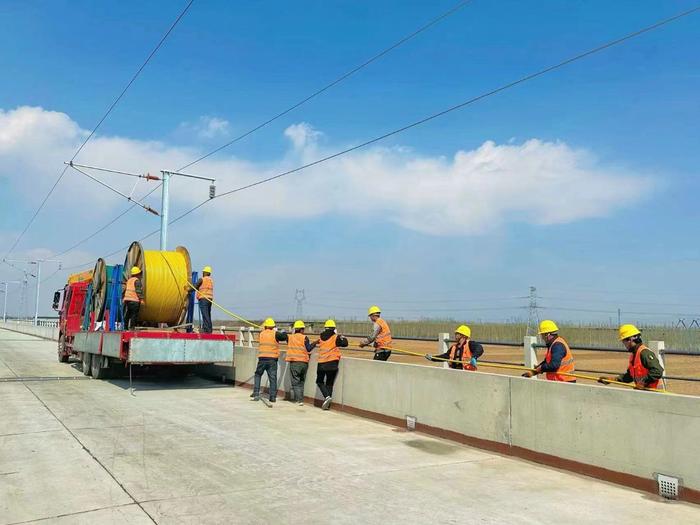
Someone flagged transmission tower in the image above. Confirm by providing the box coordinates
[525,286,540,336]
[294,289,306,319]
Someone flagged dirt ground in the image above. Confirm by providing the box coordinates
[340,336,700,396]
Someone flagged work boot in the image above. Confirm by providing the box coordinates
[249,392,256,397]
[321,396,332,410]
[269,398,276,403]
[297,401,304,406]
[250,396,260,401]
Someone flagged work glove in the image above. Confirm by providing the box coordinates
[358,342,366,348]
[597,376,612,385]
[425,354,433,361]
[521,371,534,378]
[469,357,477,367]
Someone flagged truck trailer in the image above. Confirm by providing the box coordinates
[53,254,235,379]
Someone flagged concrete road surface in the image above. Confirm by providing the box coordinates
[1,328,698,524]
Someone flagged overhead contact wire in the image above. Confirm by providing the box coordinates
[52,0,471,261]
[2,0,195,260]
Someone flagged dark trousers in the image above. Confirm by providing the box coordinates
[289,361,308,401]
[373,349,391,361]
[253,358,278,400]
[199,300,212,333]
[316,360,339,398]
[123,301,140,330]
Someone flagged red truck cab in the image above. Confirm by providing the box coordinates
[55,279,90,362]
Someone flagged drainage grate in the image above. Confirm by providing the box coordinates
[406,415,417,431]
[656,473,680,499]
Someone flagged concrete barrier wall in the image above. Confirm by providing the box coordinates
[0,321,59,341]
[232,344,700,499]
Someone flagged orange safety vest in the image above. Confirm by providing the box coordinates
[374,318,392,350]
[448,342,475,370]
[628,345,663,390]
[318,334,341,363]
[286,333,309,363]
[545,337,575,382]
[258,329,280,359]
[196,276,214,301]
[124,277,141,303]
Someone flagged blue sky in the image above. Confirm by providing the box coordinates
[1,0,699,324]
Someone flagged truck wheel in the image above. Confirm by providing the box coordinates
[91,355,108,379]
[82,352,92,376]
[57,334,69,363]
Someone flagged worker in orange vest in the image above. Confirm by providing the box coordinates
[425,325,483,370]
[598,324,664,390]
[314,319,348,410]
[286,320,317,405]
[522,320,576,382]
[359,305,392,361]
[194,266,214,333]
[123,266,144,330]
[252,318,288,403]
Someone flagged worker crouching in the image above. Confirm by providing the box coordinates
[314,319,348,410]
[598,324,664,390]
[251,318,288,403]
[285,320,317,405]
[522,320,576,382]
[359,305,392,361]
[425,325,483,370]
[123,266,144,330]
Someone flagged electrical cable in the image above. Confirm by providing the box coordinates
[179,0,472,170]
[2,0,195,260]
[133,4,700,235]
[58,6,700,276]
[47,0,471,262]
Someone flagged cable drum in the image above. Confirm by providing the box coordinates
[91,258,116,322]
[124,241,191,326]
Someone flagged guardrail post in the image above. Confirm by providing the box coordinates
[238,327,244,345]
[438,333,450,369]
[648,340,667,389]
[523,336,538,371]
[247,327,254,348]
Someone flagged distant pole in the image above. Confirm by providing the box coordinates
[295,289,306,319]
[33,261,41,325]
[2,282,8,322]
[160,170,170,250]
[526,286,539,336]
[617,308,621,326]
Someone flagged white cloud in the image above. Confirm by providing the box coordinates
[177,115,231,140]
[0,105,654,238]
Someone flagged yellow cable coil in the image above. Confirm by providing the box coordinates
[124,241,191,326]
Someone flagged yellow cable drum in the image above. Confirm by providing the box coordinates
[124,241,192,326]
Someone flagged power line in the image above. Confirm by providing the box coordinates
[2,0,194,260]
[168,4,700,226]
[179,0,472,170]
[47,0,471,262]
[61,5,700,269]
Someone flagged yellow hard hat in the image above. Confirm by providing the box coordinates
[203,266,212,274]
[263,318,275,328]
[293,320,305,330]
[130,266,141,275]
[619,324,641,340]
[324,319,337,329]
[368,305,381,316]
[455,325,471,338]
[538,320,559,334]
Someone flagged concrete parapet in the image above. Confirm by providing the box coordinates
[0,321,59,341]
